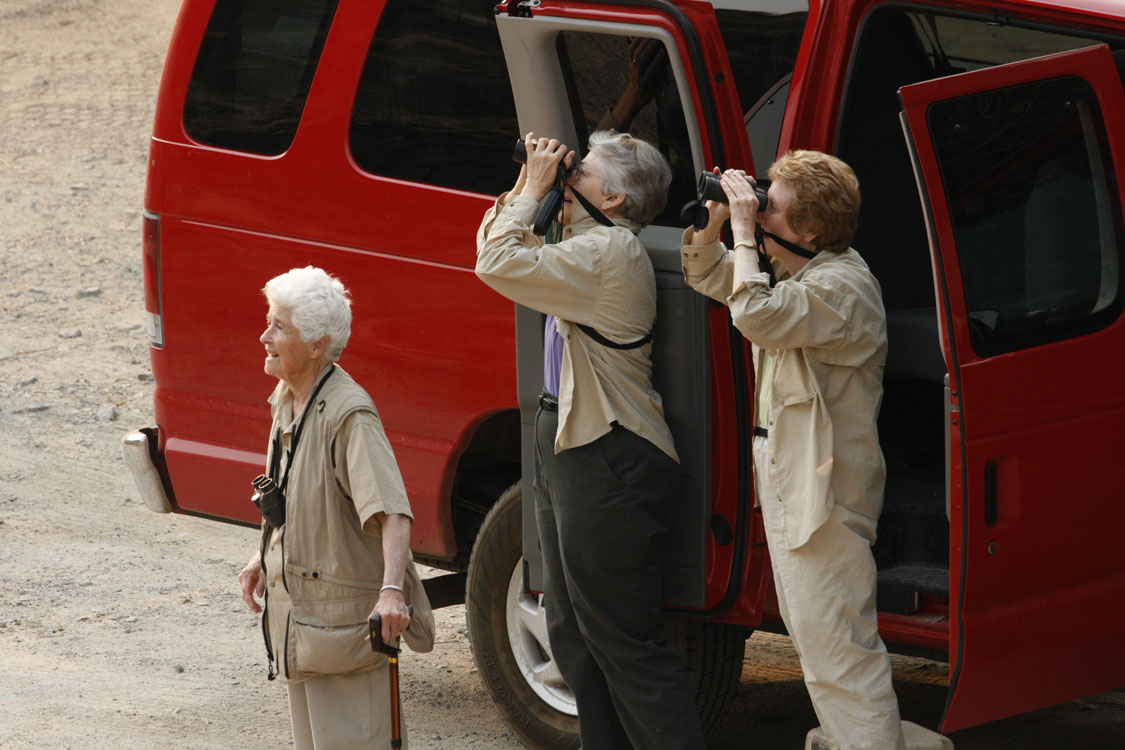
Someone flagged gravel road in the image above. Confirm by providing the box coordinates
[1,1,1123,748]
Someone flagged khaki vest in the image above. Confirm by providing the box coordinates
[260,365,433,682]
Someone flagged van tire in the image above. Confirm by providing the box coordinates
[467,482,580,749]
[466,482,746,749]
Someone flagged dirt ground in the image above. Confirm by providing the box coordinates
[1,1,1124,748]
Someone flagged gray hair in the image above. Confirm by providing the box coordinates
[263,266,352,362]
[588,130,671,226]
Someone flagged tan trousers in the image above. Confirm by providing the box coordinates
[287,664,404,750]
[754,436,906,750]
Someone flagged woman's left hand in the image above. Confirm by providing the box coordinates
[720,169,760,241]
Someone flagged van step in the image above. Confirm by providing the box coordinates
[876,564,949,615]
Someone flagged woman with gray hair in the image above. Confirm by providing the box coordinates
[237,266,432,749]
[476,132,705,749]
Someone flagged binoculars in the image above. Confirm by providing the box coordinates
[512,138,582,182]
[511,138,581,235]
[251,474,286,527]
[697,172,769,212]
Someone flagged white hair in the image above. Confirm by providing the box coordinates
[588,130,671,226]
[263,266,352,362]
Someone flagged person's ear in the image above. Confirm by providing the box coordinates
[310,335,331,361]
[602,192,626,214]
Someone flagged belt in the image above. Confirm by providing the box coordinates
[753,425,769,438]
[539,391,559,412]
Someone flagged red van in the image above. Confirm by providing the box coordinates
[123,0,1125,746]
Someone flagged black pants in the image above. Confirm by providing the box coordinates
[534,408,706,750]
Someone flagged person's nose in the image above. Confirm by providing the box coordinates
[260,327,271,345]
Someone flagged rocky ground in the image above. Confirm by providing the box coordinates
[1,1,1124,748]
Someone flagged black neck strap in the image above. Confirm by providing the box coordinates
[569,184,617,229]
[577,323,654,350]
[269,365,336,494]
[761,230,818,260]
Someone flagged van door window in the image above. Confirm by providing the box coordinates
[712,2,808,170]
[183,0,338,155]
[927,74,1124,356]
[555,31,694,227]
[838,7,1120,316]
[349,0,519,196]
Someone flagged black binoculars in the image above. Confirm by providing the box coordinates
[512,138,582,182]
[511,138,581,236]
[697,172,770,212]
[251,474,286,527]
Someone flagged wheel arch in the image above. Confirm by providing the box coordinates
[445,408,522,571]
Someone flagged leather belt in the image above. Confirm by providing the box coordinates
[539,391,559,412]
[753,425,769,438]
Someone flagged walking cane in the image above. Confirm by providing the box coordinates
[369,608,411,749]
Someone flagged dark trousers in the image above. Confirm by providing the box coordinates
[534,408,706,750]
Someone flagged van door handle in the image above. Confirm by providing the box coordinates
[984,463,998,526]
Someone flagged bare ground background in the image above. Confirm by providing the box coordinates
[1,1,1124,748]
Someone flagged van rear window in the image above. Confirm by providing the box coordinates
[183,0,338,155]
[348,0,519,195]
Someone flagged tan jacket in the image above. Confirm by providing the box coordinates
[260,364,434,683]
[476,193,678,461]
[681,234,888,549]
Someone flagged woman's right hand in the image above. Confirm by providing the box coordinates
[691,167,731,245]
[519,132,571,203]
[238,552,265,614]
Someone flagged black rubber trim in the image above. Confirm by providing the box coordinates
[898,106,966,731]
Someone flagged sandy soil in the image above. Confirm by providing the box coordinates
[1,1,1124,748]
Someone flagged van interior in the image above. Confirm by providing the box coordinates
[836,7,1125,619]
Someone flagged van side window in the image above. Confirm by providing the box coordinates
[183,0,338,155]
[713,5,809,171]
[349,1,519,196]
[555,32,694,227]
[927,75,1123,356]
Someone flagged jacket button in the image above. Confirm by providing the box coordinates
[312,572,319,579]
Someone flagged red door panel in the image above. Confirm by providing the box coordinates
[900,44,1125,731]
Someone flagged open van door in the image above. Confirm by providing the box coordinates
[900,44,1125,732]
[493,0,769,620]
[471,1,787,746]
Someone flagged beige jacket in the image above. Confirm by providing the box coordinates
[681,234,888,549]
[476,193,678,461]
[260,364,434,683]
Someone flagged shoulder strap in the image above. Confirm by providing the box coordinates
[576,323,654,350]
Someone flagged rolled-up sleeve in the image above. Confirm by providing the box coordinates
[728,275,849,352]
[476,194,605,325]
[680,229,734,303]
[333,410,413,535]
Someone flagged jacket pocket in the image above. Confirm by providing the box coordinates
[288,618,384,680]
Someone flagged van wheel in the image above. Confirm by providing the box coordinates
[466,482,747,749]
[467,482,580,749]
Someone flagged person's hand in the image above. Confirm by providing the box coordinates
[510,163,528,198]
[691,167,731,246]
[238,552,265,614]
[370,588,412,644]
[721,169,760,241]
[612,38,669,128]
[520,132,572,203]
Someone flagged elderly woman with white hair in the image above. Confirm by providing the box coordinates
[476,131,706,749]
[237,266,432,750]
